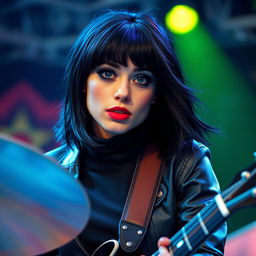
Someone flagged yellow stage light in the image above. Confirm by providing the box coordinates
[165,5,199,34]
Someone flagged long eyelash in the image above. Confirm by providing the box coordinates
[134,74,153,84]
[96,68,116,79]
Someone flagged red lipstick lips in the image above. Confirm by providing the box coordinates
[106,106,131,120]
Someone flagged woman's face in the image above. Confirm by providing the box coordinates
[85,58,156,138]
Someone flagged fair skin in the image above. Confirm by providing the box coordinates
[86,58,156,138]
[141,237,171,256]
[158,237,171,256]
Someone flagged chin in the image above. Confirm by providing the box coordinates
[104,124,134,137]
[107,128,130,137]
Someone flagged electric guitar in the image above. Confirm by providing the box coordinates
[77,162,256,256]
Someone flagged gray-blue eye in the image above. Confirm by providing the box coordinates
[134,75,152,87]
[102,71,114,78]
[96,68,116,80]
[136,76,146,84]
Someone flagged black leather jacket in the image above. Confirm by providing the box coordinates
[45,140,227,256]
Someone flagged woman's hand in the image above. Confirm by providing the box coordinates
[141,237,171,256]
[157,237,171,256]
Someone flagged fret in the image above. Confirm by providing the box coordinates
[197,212,209,235]
[214,194,230,217]
[181,227,192,251]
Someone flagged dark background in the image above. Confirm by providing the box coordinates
[0,0,255,240]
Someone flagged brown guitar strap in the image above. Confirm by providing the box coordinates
[119,146,165,253]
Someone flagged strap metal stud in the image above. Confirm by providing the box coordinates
[126,241,133,247]
[122,225,128,230]
[157,190,163,198]
[137,230,143,235]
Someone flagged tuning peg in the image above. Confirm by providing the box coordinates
[241,171,251,179]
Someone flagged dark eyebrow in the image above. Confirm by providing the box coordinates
[103,61,152,74]
[133,67,150,72]
[106,60,120,68]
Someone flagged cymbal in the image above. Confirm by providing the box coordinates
[0,134,90,256]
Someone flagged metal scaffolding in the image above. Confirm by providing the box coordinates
[0,0,156,66]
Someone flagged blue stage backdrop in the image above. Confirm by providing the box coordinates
[0,61,64,152]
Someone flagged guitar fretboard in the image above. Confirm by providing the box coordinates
[152,194,229,256]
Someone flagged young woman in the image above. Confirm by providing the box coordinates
[45,10,226,256]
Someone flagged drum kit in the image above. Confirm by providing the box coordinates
[0,134,90,256]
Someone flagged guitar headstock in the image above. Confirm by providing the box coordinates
[222,159,256,213]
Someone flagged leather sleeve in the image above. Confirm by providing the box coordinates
[175,145,227,256]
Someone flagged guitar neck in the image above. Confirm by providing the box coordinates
[172,194,229,256]
[152,194,229,256]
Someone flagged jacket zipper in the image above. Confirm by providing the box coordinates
[75,237,90,256]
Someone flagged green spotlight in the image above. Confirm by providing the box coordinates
[165,5,199,34]
[253,0,256,10]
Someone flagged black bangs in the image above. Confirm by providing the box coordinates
[87,24,159,72]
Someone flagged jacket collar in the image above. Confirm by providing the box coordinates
[57,145,80,179]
